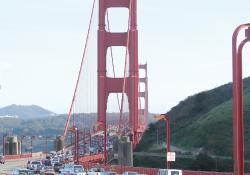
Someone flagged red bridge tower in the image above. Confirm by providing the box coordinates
[97,0,139,145]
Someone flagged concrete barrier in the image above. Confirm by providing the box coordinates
[5,153,32,160]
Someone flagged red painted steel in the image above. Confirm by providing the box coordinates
[232,23,250,175]
[68,127,79,163]
[62,0,96,139]
[154,114,171,169]
[166,116,170,169]
[138,63,148,136]
[98,0,139,163]
[183,171,236,175]
[5,153,32,160]
[78,153,104,163]
[80,162,246,175]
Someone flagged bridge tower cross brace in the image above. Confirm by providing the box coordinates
[97,0,139,144]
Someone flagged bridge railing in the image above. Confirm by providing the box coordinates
[4,153,32,160]
[183,171,234,175]
[80,162,250,175]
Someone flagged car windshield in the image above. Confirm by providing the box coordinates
[105,172,116,175]
[171,171,180,175]
[92,168,105,172]
[45,166,53,169]
[19,170,34,175]
[32,162,40,164]
[127,172,138,175]
[74,166,84,173]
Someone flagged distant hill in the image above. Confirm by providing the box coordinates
[136,77,250,160]
[0,104,56,120]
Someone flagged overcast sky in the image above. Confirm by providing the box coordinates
[1,0,250,114]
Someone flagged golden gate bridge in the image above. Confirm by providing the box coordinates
[57,0,250,175]
[3,1,250,175]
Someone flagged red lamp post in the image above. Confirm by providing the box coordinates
[30,136,35,154]
[155,114,171,169]
[69,127,79,164]
[232,24,250,175]
[20,135,25,155]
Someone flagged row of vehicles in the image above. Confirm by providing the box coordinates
[24,151,66,174]
[11,166,182,175]
[0,155,5,164]
[8,149,183,175]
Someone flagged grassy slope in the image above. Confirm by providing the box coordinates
[136,77,250,159]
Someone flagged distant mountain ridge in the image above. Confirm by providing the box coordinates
[0,104,56,120]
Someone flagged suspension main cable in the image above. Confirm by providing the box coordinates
[118,0,133,135]
[63,0,96,140]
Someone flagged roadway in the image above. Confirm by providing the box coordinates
[0,158,28,174]
[0,155,43,174]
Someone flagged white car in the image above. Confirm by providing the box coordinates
[40,166,55,175]
[122,172,139,175]
[51,158,60,166]
[30,160,43,173]
[12,168,34,175]
[59,164,85,175]
[87,167,105,175]
[157,169,183,175]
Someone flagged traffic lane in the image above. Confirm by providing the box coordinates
[0,156,43,174]
[0,159,28,174]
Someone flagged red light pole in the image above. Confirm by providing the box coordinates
[44,136,50,156]
[2,134,6,155]
[155,114,171,169]
[232,23,250,175]
[30,136,35,155]
[69,127,79,164]
[20,135,25,155]
[75,128,79,164]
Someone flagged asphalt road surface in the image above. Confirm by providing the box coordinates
[0,156,41,175]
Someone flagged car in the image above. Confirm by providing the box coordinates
[59,164,85,175]
[40,166,55,175]
[88,168,105,175]
[157,169,183,175]
[30,160,43,173]
[103,172,117,175]
[11,168,34,175]
[43,159,52,166]
[27,160,32,169]
[0,155,5,164]
[51,157,60,166]
[122,172,139,175]
[53,162,63,172]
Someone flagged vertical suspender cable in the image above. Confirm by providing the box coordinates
[63,0,96,140]
[118,0,133,135]
[106,11,121,112]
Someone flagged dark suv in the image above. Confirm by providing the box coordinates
[0,155,5,164]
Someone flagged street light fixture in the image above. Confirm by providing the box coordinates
[68,127,79,164]
[30,136,35,154]
[232,23,250,175]
[2,133,7,155]
[154,114,171,169]
[20,135,26,155]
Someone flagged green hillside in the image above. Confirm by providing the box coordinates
[135,77,250,170]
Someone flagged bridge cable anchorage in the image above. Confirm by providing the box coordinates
[118,0,133,136]
[63,0,96,140]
